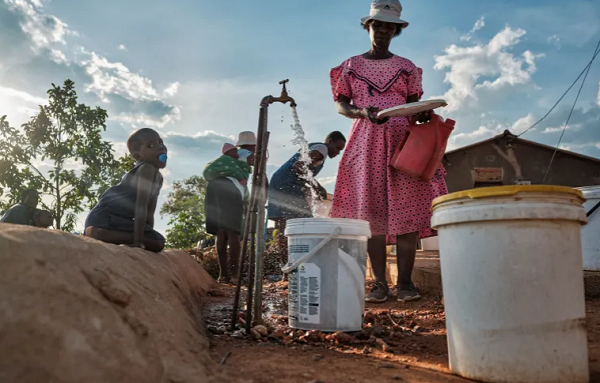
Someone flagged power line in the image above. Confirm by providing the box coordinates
[518,38,600,138]
[541,37,600,184]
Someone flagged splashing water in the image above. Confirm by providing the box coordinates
[290,106,325,217]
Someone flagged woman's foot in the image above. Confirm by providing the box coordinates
[365,281,389,303]
[397,283,421,302]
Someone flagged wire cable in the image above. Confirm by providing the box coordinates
[518,38,600,138]
[541,38,600,183]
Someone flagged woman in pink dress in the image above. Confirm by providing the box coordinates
[330,0,448,303]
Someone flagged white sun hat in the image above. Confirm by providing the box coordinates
[236,131,257,146]
[361,0,409,29]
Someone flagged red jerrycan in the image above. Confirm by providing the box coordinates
[390,113,455,181]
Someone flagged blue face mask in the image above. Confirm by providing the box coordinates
[237,148,252,162]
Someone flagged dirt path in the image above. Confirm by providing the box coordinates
[204,282,600,383]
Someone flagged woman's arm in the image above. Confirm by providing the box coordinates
[133,163,155,247]
[406,94,419,104]
[335,95,388,124]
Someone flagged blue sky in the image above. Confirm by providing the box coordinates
[1,0,600,234]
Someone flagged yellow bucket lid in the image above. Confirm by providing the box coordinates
[432,185,584,208]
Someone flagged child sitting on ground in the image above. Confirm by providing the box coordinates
[84,128,167,252]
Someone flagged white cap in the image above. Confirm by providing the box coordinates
[309,143,329,160]
[361,0,409,29]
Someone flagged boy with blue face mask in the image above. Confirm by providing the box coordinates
[84,128,167,252]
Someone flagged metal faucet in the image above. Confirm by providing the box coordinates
[260,79,297,107]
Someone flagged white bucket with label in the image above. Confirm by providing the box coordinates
[577,185,600,270]
[283,218,371,332]
[432,186,589,383]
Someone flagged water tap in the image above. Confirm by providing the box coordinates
[263,79,296,107]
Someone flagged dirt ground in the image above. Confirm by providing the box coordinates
[203,281,600,383]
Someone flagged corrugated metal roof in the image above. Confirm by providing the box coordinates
[445,130,600,163]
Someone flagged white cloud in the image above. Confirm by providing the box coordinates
[547,35,561,49]
[473,17,485,32]
[4,3,181,128]
[434,26,542,111]
[0,85,46,104]
[543,125,571,134]
[111,108,181,128]
[5,0,76,54]
[316,176,336,186]
[509,113,535,135]
[118,44,127,51]
[50,48,68,64]
[163,82,180,97]
[80,50,159,102]
[447,113,536,151]
[461,16,485,42]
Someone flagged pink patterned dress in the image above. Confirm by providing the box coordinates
[329,55,448,242]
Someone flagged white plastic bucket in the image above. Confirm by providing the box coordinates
[431,186,589,383]
[283,218,371,332]
[577,185,600,270]
[420,236,439,251]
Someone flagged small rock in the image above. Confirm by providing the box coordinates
[376,338,392,353]
[313,354,324,361]
[364,311,376,324]
[231,329,245,339]
[361,346,372,355]
[305,330,323,342]
[253,325,268,337]
[354,330,370,340]
[327,331,354,344]
[370,325,385,338]
[393,375,404,381]
[413,325,425,333]
[251,329,262,340]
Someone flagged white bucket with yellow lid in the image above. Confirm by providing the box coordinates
[432,185,588,383]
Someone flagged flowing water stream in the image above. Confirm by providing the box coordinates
[290,106,325,217]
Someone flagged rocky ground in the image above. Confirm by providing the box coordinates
[203,280,600,382]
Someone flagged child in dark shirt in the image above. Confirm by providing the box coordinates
[84,128,167,252]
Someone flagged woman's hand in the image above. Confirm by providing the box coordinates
[361,107,389,125]
[414,111,432,123]
[317,184,328,200]
[335,96,387,124]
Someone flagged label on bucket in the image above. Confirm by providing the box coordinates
[289,263,321,324]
